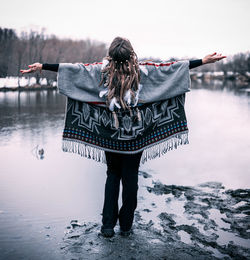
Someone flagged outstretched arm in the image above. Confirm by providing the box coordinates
[189,53,226,70]
[20,63,59,74]
[42,63,59,72]
[189,59,202,69]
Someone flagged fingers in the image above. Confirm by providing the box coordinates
[28,63,42,72]
[214,54,221,61]
[218,56,227,61]
[28,62,39,68]
[208,52,227,62]
[214,53,227,61]
[28,64,38,70]
[20,69,32,74]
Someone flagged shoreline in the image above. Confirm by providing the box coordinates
[0,85,57,92]
[0,78,249,93]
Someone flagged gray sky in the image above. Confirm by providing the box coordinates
[1,0,249,60]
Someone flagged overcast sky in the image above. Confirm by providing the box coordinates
[1,0,249,60]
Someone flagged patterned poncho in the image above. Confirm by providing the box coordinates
[57,59,191,165]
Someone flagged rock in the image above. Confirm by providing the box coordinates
[138,171,152,179]
[221,216,250,239]
[197,218,218,231]
[135,212,154,230]
[147,181,204,200]
[176,224,219,248]
[165,197,172,203]
[225,189,250,200]
[158,212,176,227]
[71,222,83,228]
[142,208,152,212]
[184,201,210,219]
[151,202,157,207]
[198,182,225,190]
[67,234,80,239]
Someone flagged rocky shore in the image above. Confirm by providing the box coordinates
[59,171,250,260]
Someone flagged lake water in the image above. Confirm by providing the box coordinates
[0,86,250,259]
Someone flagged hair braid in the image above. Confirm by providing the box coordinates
[99,37,140,111]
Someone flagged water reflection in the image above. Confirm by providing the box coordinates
[0,90,107,259]
[144,86,250,189]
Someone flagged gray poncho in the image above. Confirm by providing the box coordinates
[57,59,191,165]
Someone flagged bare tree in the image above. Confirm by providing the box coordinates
[15,32,28,87]
[0,28,17,77]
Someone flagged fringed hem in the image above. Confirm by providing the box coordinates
[62,130,189,165]
[140,131,189,165]
[62,139,107,164]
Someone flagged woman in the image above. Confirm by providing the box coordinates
[21,37,226,238]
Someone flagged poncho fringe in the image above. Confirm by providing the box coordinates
[62,130,189,166]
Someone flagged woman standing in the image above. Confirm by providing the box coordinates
[21,37,226,238]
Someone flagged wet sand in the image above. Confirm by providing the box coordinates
[60,171,250,260]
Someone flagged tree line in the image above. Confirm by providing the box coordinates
[0,27,107,85]
[0,27,249,86]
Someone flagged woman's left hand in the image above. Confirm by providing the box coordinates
[202,53,226,65]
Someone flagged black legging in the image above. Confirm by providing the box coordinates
[102,150,143,231]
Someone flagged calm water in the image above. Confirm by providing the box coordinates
[0,86,250,259]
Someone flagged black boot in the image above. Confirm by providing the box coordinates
[119,227,133,237]
[100,226,115,238]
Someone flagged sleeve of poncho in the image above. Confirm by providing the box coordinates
[57,60,191,104]
[57,63,104,102]
[138,60,191,103]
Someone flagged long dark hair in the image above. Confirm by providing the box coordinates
[99,37,140,111]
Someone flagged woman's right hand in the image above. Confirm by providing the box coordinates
[202,53,226,65]
[20,63,42,74]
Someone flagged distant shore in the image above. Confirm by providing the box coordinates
[0,76,57,92]
[0,85,57,92]
[190,71,250,86]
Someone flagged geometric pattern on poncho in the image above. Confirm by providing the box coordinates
[62,93,188,155]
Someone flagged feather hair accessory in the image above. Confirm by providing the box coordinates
[101,58,109,70]
[99,89,108,98]
[133,84,143,107]
[124,90,132,105]
[109,97,121,111]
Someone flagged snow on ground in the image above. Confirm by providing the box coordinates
[0,77,57,88]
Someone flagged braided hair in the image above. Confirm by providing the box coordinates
[99,37,140,111]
